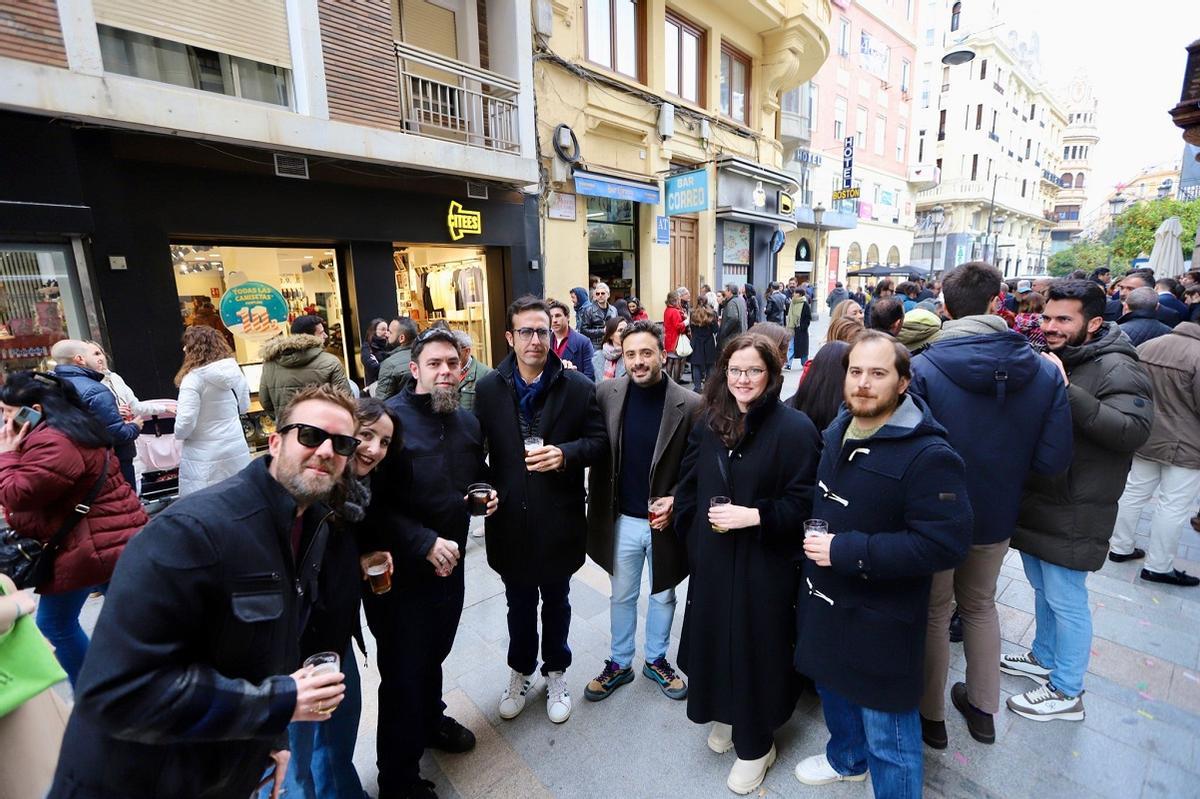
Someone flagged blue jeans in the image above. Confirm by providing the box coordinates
[1020,552,1091,697]
[261,644,365,799]
[610,515,677,667]
[37,583,105,687]
[818,685,922,799]
[504,577,572,675]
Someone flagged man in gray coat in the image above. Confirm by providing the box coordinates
[717,283,747,354]
[1003,280,1153,723]
[584,320,700,703]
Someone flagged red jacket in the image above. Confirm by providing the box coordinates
[663,305,687,353]
[0,425,146,594]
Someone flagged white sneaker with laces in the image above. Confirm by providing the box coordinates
[546,670,572,723]
[498,669,535,720]
[1006,684,1085,722]
[999,651,1051,684]
[794,753,868,786]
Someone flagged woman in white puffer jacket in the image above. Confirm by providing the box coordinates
[173,325,251,496]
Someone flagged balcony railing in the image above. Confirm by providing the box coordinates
[395,41,521,154]
[1179,181,1200,201]
[994,82,1005,94]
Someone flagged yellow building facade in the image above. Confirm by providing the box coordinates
[534,0,830,320]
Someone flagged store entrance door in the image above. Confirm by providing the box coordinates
[669,217,699,296]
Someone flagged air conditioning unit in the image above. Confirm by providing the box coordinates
[467,181,489,200]
[908,165,940,189]
[274,153,309,180]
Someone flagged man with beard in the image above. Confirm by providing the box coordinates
[49,385,357,799]
[1003,280,1153,722]
[795,332,971,794]
[368,328,496,799]
[475,296,606,725]
[584,320,700,702]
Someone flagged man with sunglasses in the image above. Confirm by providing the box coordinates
[50,384,358,799]
[362,327,496,799]
[475,296,607,725]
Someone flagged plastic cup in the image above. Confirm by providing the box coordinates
[523,436,544,454]
[804,519,830,539]
[303,651,340,677]
[710,496,731,533]
[467,483,493,516]
[364,553,392,595]
[648,497,665,524]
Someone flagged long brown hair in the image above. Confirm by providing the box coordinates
[175,325,235,386]
[701,333,783,448]
[826,317,866,344]
[690,304,715,326]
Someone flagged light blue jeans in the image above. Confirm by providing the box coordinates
[1021,552,1091,697]
[37,583,106,687]
[610,514,676,667]
[819,685,923,799]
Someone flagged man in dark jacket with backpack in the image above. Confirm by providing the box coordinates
[909,262,1073,749]
[474,297,606,726]
[795,331,972,795]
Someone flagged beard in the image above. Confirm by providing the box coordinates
[274,441,341,505]
[430,386,461,414]
[1047,325,1089,352]
[847,390,902,421]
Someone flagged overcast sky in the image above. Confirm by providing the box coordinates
[1002,0,1193,216]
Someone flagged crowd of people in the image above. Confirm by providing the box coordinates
[0,261,1197,799]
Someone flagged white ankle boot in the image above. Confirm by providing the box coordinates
[727,744,776,794]
[707,721,733,753]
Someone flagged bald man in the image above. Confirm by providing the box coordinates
[52,339,143,486]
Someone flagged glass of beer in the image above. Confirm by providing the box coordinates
[524,436,544,454]
[364,552,392,595]
[467,482,494,516]
[648,497,666,525]
[303,651,340,676]
[710,496,731,532]
[803,519,829,539]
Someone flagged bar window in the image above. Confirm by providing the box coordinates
[586,0,642,80]
[664,10,703,104]
[720,43,750,124]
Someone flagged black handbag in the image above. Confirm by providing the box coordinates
[0,454,110,589]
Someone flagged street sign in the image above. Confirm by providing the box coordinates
[656,215,670,244]
[832,187,861,201]
[664,167,709,215]
[842,136,855,189]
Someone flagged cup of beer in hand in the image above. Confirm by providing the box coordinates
[364,552,392,595]
[709,496,731,533]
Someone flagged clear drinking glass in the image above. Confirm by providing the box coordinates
[303,651,340,676]
[710,496,731,532]
[467,482,494,516]
[363,553,392,595]
[803,519,830,539]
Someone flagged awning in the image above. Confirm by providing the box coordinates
[573,170,660,205]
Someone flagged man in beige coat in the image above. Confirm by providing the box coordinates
[1108,321,1200,586]
[583,320,700,702]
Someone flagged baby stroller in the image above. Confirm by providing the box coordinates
[135,401,183,508]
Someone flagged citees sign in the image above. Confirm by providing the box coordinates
[447,201,482,241]
[842,136,855,189]
[665,168,709,216]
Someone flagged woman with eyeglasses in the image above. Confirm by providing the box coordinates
[174,325,252,497]
[673,333,821,795]
[264,396,398,799]
[0,371,147,686]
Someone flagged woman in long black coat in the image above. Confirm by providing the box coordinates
[674,332,821,795]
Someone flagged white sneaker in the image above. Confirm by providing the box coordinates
[707,722,734,754]
[546,670,572,723]
[1006,684,1085,722]
[727,744,776,795]
[498,669,535,720]
[999,651,1051,685]
[794,753,868,786]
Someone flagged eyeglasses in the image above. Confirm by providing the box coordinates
[726,367,766,380]
[514,327,551,342]
[278,423,361,456]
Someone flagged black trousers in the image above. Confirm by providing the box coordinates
[363,564,465,795]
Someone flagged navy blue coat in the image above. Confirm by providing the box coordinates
[795,395,972,712]
[54,364,140,463]
[555,327,596,381]
[1118,310,1173,348]
[1159,292,1189,327]
[910,326,1073,545]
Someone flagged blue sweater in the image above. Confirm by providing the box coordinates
[555,328,596,381]
[909,322,1074,545]
[795,395,972,712]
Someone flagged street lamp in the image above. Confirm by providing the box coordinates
[929,205,945,280]
[813,203,826,292]
[1037,230,1049,274]
[990,215,1006,271]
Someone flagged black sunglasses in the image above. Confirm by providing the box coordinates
[277,423,361,456]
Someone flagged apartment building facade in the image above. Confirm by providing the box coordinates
[534,0,832,312]
[909,2,1066,277]
[1050,75,1099,253]
[0,0,539,403]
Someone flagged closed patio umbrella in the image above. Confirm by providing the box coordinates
[1146,216,1185,278]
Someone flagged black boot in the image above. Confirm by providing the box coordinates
[948,607,963,643]
[951,682,995,744]
[428,716,476,753]
[920,715,947,749]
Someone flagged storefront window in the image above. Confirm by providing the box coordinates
[393,245,493,367]
[586,197,637,300]
[171,244,347,395]
[720,221,751,287]
[0,244,89,378]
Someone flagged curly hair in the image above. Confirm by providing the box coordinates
[175,325,235,386]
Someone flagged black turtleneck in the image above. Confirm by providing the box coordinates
[619,376,667,518]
